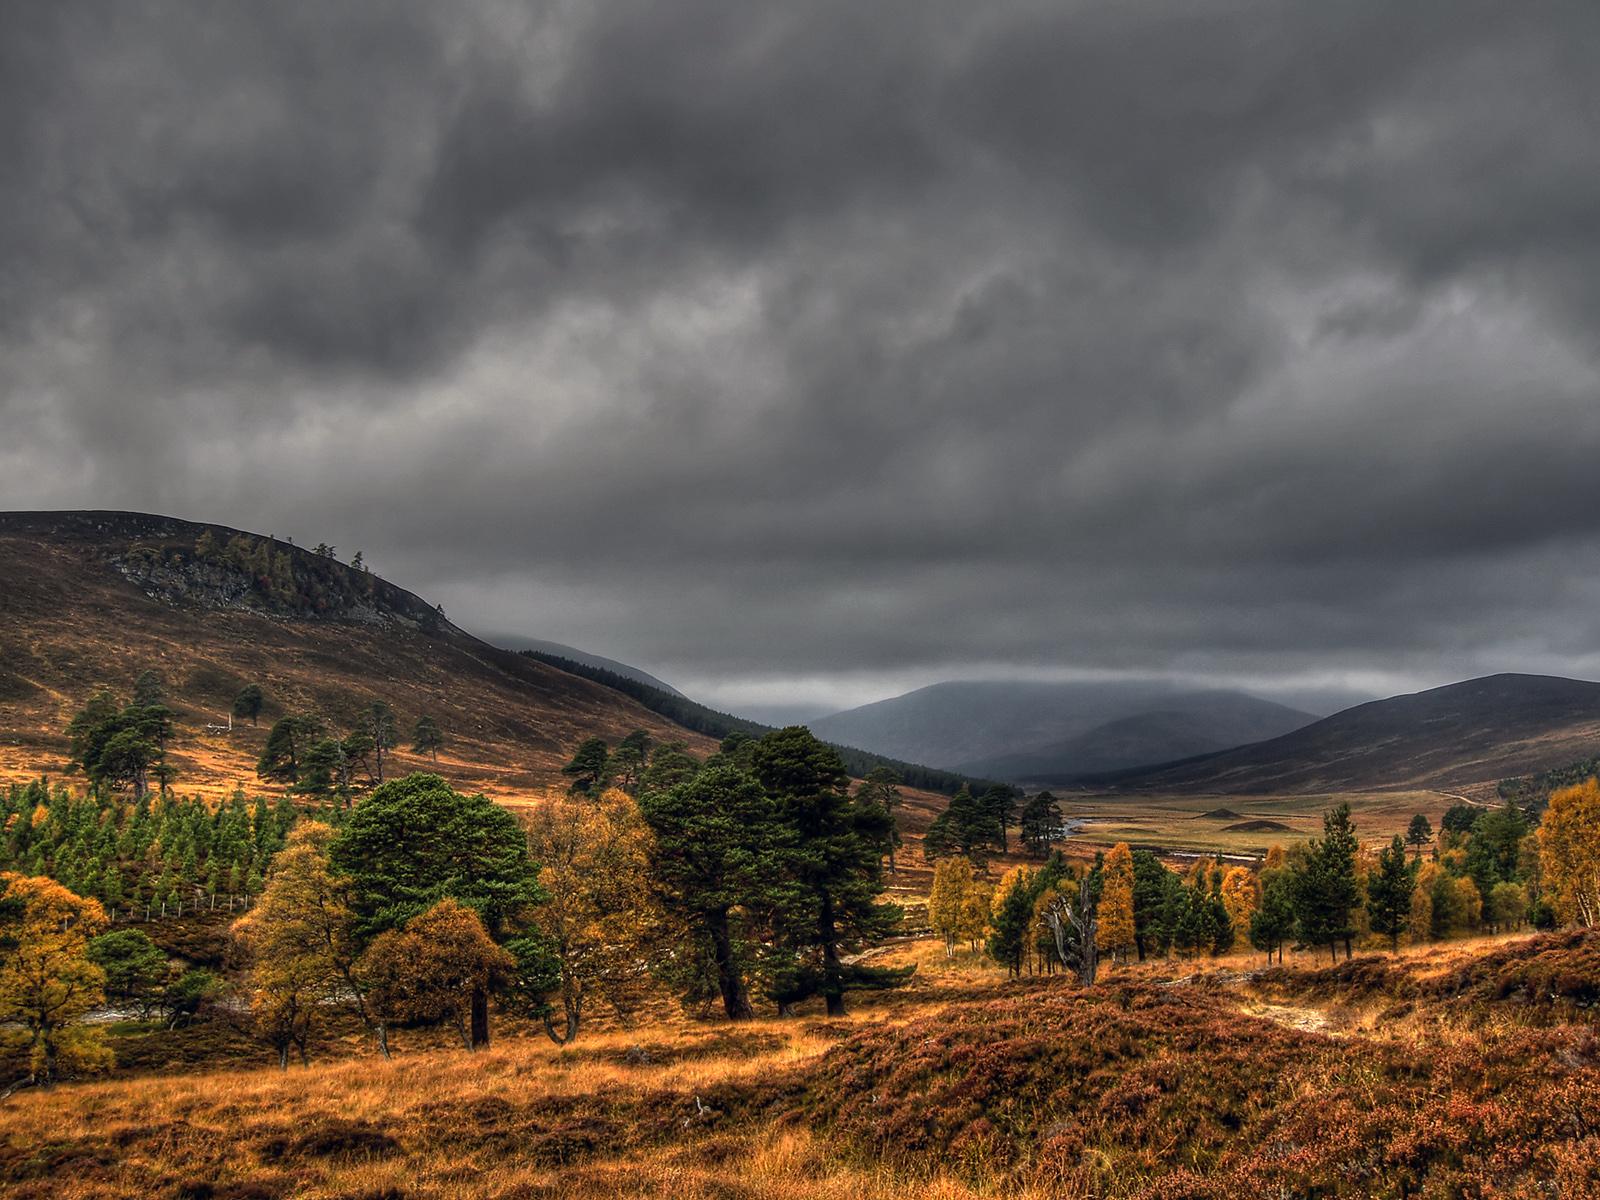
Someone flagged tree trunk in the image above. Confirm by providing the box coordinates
[706,909,753,1021]
[542,989,580,1045]
[819,892,846,1018]
[470,986,490,1048]
[376,1024,390,1059]
[278,1043,290,1070]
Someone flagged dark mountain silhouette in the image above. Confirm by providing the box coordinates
[809,680,1313,777]
[958,693,1315,782]
[1087,674,1600,794]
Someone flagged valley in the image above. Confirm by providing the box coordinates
[1,510,1597,1200]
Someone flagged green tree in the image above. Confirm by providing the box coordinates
[361,702,398,785]
[1366,835,1415,952]
[132,669,165,708]
[87,929,167,1015]
[562,737,612,796]
[329,773,544,1047]
[1405,813,1433,859]
[979,784,1019,854]
[1249,871,1296,963]
[854,767,904,872]
[754,728,909,1016]
[232,684,265,727]
[257,716,323,785]
[411,715,444,763]
[1292,803,1361,963]
[1019,791,1065,858]
[638,763,783,1021]
[987,870,1036,977]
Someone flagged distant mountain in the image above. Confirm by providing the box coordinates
[1095,674,1600,794]
[959,693,1317,781]
[490,635,685,697]
[806,680,1314,777]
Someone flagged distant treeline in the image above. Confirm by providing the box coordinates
[519,649,994,796]
[1498,753,1600,812]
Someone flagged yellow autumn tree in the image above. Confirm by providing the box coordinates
[1453,875,1483,932]
[522,788,663,1043]
[232,822,362,1067]
[929,857,975,958]
[959,880,994,954]
[1264,844,1286,871]
[1219,865,1260,938]
[1540,778,1600,927]
[1410,860,1441,944]
[1096,843,1136,964]
[0,874,112,1082]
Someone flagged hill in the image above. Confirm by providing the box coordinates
[1093,673,1600,794]
[489,635,686,697]
[0,511,720,799]
[519,647,990,797]
[959,692,1316,781]
[809,680,1313,777]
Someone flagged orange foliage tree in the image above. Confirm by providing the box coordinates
[1540,778,1600,927]
[0,874,112,1082]
[1096,843,1136,964]
[360,898,513,1051]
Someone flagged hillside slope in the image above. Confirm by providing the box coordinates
[0,511,718,799]
[810,680,1313,775]
[489,635,686,697]
[1095,674,1600,794]
[959,692,1314,781]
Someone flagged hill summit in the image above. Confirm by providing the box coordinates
[0,511,716,798]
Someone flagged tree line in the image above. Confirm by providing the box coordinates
[521,648,993,796]
[927,785,1600,983]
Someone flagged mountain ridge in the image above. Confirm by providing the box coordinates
[1084,673,1600,794]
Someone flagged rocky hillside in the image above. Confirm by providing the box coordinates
[0,511,718,799]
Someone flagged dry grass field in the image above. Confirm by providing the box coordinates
[3,931,1597,1200]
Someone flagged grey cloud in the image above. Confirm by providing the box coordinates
[3,0,1599,710]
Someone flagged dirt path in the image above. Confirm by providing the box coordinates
[1236,999,1337,1035]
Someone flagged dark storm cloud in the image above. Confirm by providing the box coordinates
[4,0,1600,710]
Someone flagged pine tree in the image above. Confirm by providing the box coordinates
[1292,803,1361,962]
[1018,791,1065,857]
[1366,835,1415,952]
[411,715,444,763]
[638,762,784,1021]
[987,868,1036,977]
[1405,813,1433,859]
[753,728,909,1017]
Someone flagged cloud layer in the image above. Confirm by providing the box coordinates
[5,1,1600,711]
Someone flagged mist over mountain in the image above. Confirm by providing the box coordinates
[807,680,1316,776]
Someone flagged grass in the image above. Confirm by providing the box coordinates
[4,930,1598,1199]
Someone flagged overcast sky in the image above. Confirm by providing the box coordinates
[5,1,1600,715]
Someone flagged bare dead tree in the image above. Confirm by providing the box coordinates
[1046,874,1099,987]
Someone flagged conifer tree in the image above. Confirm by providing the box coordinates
[1292,803,1361,962]
[753,728,909,1017]
[1405,813,1433,859]
[987,868,1036,976]
[1019,791,1065,857]
[411,715,444,763]
[638,763,782,1020]
[1366,835,1415,952]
